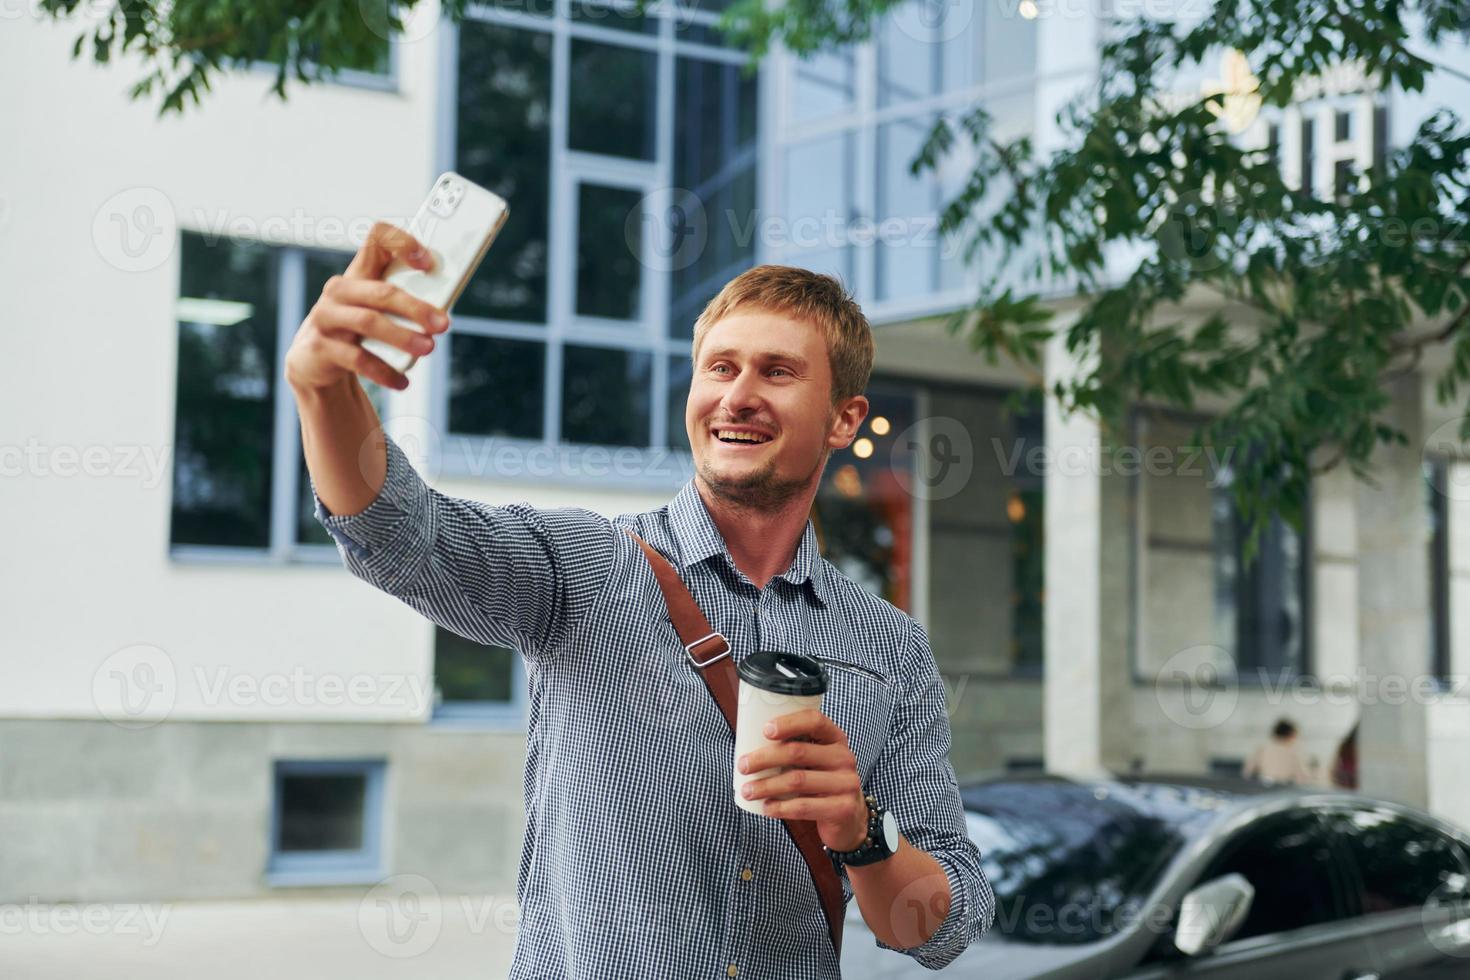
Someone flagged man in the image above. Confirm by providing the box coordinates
[285,222,994,977]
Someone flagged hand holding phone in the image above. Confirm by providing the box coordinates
[360,172,508,374]
[284,172,509,394]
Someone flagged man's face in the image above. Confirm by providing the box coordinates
[686,309,867,510]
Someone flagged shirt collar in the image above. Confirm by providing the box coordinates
[667,480,831,608]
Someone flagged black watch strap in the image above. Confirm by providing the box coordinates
[826,794,896,867]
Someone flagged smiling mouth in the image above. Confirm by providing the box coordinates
[711,427,774,446]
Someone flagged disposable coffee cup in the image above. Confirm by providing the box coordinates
[734,651,828,815]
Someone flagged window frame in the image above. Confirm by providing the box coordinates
[769,8,1058,326]
[1191,807,1357,947]
[266,758,388,887]
[1322,801,1470,924]
[429,627,529,730]
[244,31,399,94]
[861,371,1048,680]
[427,1,754,490]
[169,238,353,565]
[1426,456,1453,688]
[1128,406,1315,687]
[169,238,364,567]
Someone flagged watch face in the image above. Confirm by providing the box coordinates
[881,810,899,852]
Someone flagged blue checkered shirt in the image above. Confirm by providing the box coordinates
[313,434,994,978]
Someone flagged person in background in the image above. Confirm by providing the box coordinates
[1243,718,1315,786]
[1330,723,1359,789]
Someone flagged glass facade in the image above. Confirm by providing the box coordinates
[447,3,756,451]
[776,2,1039,310]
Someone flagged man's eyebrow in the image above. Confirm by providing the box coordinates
[702,346,810,370]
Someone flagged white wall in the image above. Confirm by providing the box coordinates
[0,11,669,723]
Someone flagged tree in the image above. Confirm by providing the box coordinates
[45,0,1470,547]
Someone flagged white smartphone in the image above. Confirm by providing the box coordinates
[360,171,509,374]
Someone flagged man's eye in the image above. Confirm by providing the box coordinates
[769,368,790,378]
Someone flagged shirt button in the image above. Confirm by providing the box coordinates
[727,965,739,977]
[740,867,753,882]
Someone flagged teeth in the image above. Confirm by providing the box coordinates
[716,430,769,443]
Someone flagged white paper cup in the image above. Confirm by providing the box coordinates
[733,651,829,815]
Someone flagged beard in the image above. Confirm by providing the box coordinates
[695,407,837,512]
[696,440,831,512]
[697,453,817,512]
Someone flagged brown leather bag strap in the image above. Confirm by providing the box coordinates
[624,528,845,958]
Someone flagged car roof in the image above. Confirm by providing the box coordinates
[960,771,1469,841]
[959,772,1323,834]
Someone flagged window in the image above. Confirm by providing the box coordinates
[1323,807,1470,915]
[813,382,1045,678]
[251,25,394,88]
[445,6,757,462]
[171,233,381,557]
[814,387,918,610]
[568,40,656,160]
[454,21,552,323]
[1334,159,1356,202]
[268,759,386,885]
[171,235,278,549]
[1427,459,1452,685]
[1212,473,1310,681]
[1334,109,1353,142]
[777,3,1036,313]
[1300,116,1316,196]
[1373,104,1390,175]
[1198,809,1346,940]
[432,626,525,725]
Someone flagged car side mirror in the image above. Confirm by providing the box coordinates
[1174,873,1255,957]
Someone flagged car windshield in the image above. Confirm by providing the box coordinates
[961,780,1234,946]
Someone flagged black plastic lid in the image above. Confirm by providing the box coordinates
[737,651,828,696]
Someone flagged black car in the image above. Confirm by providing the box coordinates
[840,775,1470,979]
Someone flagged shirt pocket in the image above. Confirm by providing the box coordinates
[810,653,893,783]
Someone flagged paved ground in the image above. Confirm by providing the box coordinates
[0,890,519,979]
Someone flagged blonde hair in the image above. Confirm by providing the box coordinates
[691,265,875,403]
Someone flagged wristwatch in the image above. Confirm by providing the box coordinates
[825,794,899,867]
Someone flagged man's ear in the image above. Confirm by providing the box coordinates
[827,395,870,449]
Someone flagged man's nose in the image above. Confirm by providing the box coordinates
[721,368,763,415]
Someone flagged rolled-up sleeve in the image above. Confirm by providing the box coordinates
[865,618,994,970]
[311,433,616,662]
